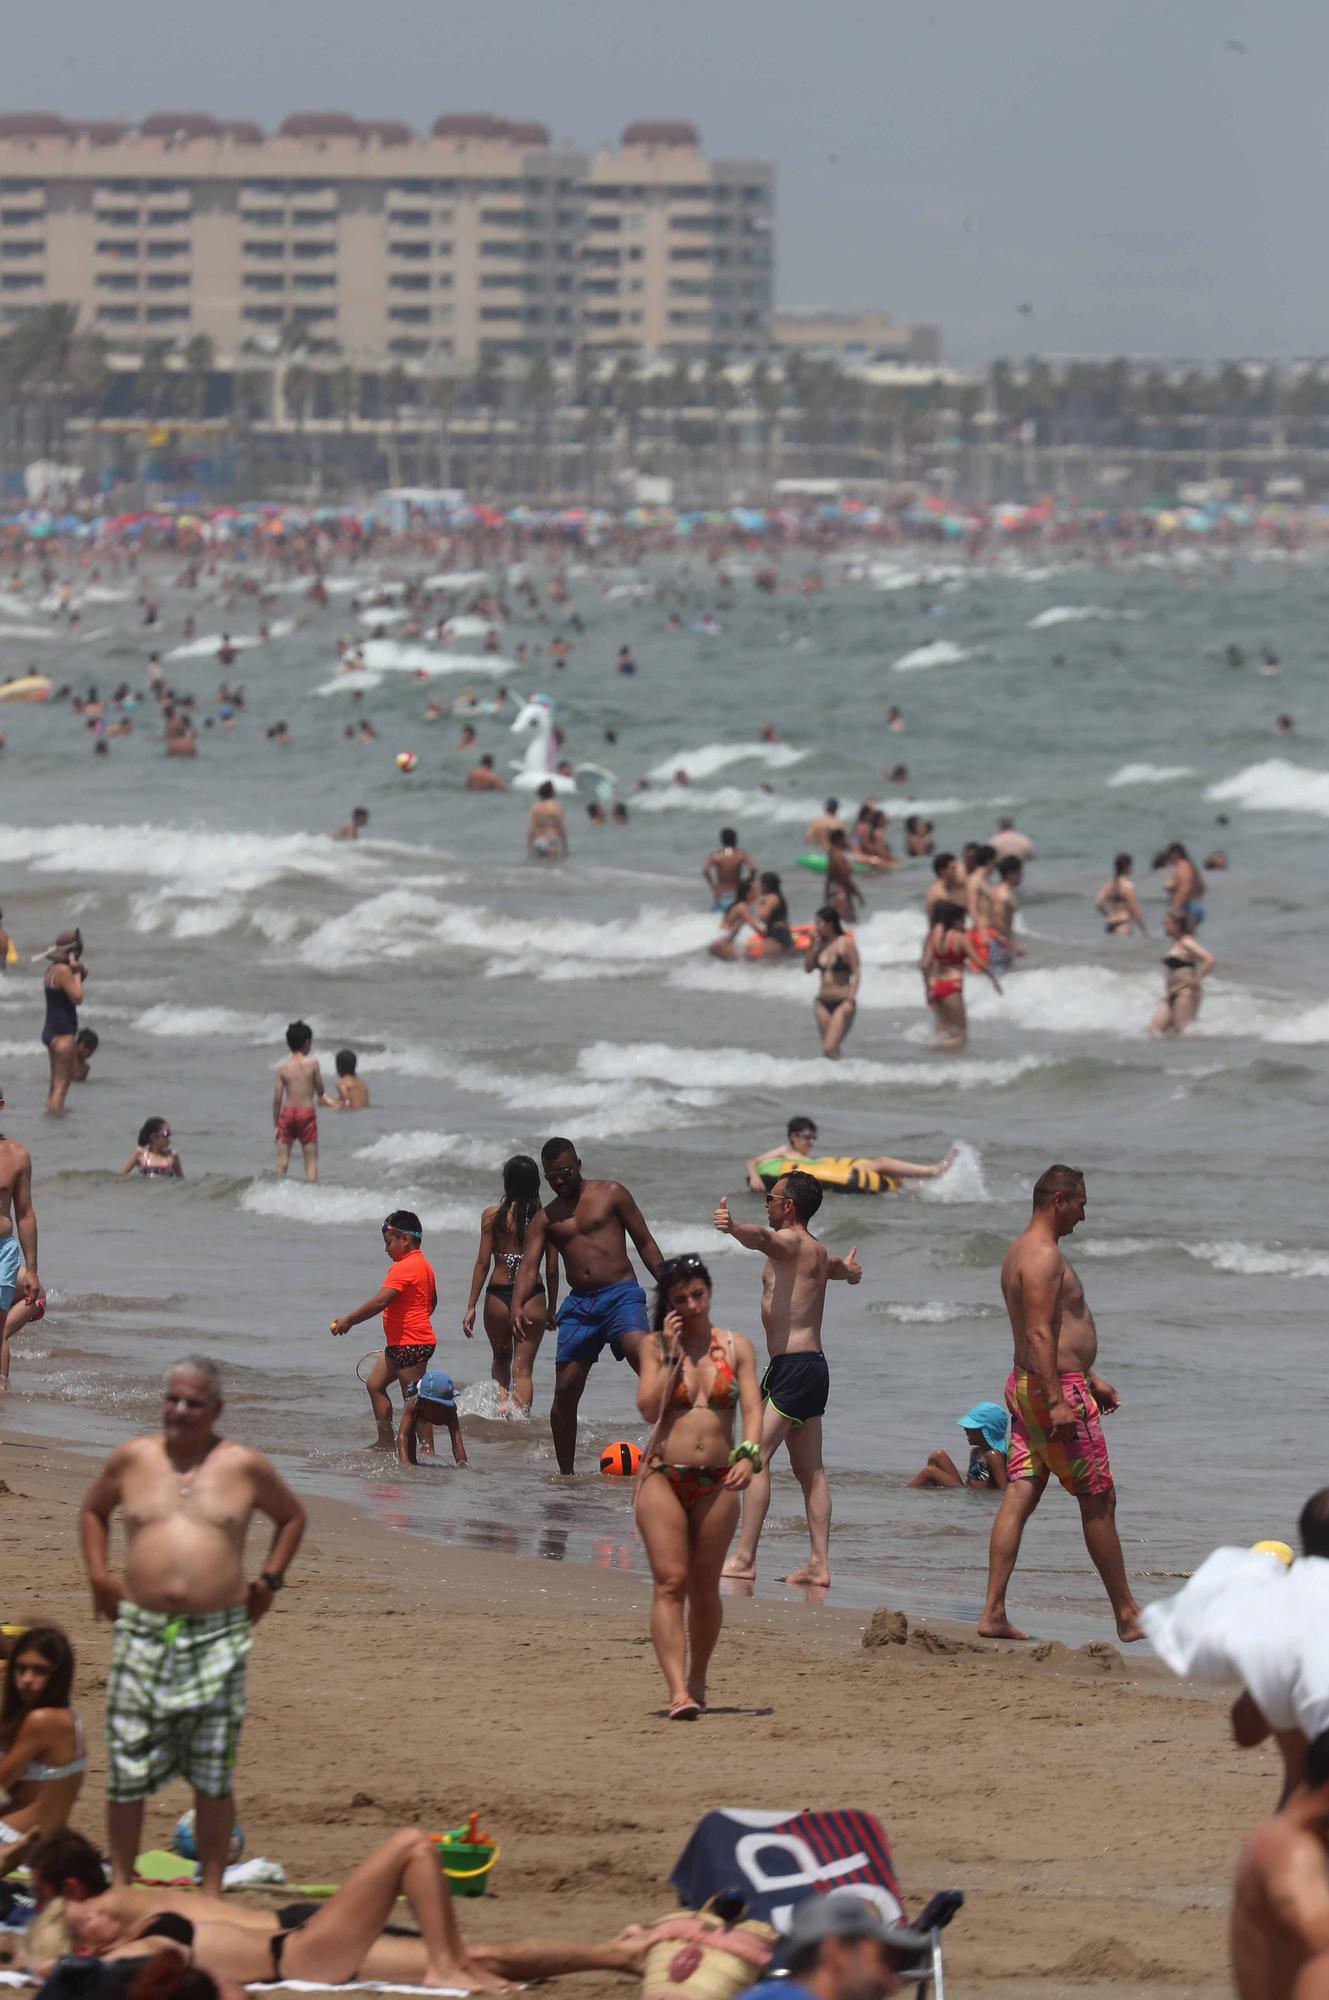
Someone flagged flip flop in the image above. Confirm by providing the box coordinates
[668,1695,701,1721]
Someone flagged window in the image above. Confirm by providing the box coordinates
[0,208,44,226]
[146,272,190,290]
[0,179,40,193]
[291,207,336,225]
[145,208,189,226]
[292,305,335,323]
[584,310,621,328]
[670,279,713,297]
[96,272,138,290]
[481,272,523,288]
[480,208,536,227]
[388,306,430,323]
[481,240,525,257]
[0,273,42,290]
[589,215,621,232]
[97,239,138,257]
[583,278,619,297]
[437,241,453,256]
[145,306,189,323]
[388,209,430,228]
[389,273,430,291]
[244,208,283,227]
[480,305,521,321]
[292,272,335,290]
[242,305,283,323]
[584,247,621,266]
[0,240,43,258]
[668,310,709,326]
[670,246,711,262]
[388,241,430,259]
[243,241,284,258]
[291,239,335,258]
[145,240,188,258]
[96,305,138,323]
[242,273,284,291]
[388,336,429,356]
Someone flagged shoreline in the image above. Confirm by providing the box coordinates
[1,1420,1267,1996]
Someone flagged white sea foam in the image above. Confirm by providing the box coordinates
[0,596,39,620]
[1267,1002,1329,1045]
[0,822,371,896]
[0,1039,40,1059]
[422,570,490,593]
[967,965,1158,1035]
[1027,604,1114,630]
[296,889,462,971]
[313,671,385,696]
[359,640,512,677]
[633,784,831,825]
[1206,759,1329,819]
[367,1043,723,1138]
[578,1040,1051,1092]
[165,622,293,661]
[134,1003,288,1041]
[878,1301,971,1324]
[442,614,498,640]
[917,1139,988,1203]
[0,623,60,641]
[353,1130,500,1170]
[892,639,973,673]
[357,607,410,627]
[1107,762,1196,787]
[239,1180,476,1232]
[1080,1235,1329,1280]
[646,742,808,782]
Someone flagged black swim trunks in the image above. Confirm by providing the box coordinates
[761,1351,830,1425]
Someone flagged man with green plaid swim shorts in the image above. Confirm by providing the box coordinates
[80,1358,306,1895]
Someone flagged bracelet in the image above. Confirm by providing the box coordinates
[729,1441,762,1472]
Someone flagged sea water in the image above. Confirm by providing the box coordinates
[0,545,1326,1640]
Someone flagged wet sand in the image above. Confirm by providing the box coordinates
[0,1427,1265,1996]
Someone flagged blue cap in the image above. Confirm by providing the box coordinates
[957,1402,1008,1453]
[414,1369,456,1408]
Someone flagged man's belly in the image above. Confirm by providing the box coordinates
[123,1524,248,1613]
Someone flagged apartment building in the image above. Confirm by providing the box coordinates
[0,110,773,364]
[772,310,941,368]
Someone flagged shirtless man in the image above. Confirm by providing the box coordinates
[987,857,1025,977]
[332,806,369,840]
[978,1165,1142,1643]
[804,798,844,850]
[965,844,998,943]
[0,906,10,968]
[0,1088,41,1390]
[744,1114,954,1193]
[1231,1730,1329,2000]
[78,1357,305,1894]
[989,817,1035,862]
[824,829,864,924]
[273,1019,336,1182]
[527,781,567,859]
[925,852,965,920]
[467,753,508,792]
[26,1828,646,1990]
[702,827,757,912]
[713,1171,861,1588]
[512,1138,664,1473]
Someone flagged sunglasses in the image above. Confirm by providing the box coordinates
[660,1252,706,1279]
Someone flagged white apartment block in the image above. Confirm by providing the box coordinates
[0,110,774,364]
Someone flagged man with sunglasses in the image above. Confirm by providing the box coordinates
[744,1115,954,1195]
[513,1139,664,1473]
[714,1171,861,1588]
[0,1085,42,1389]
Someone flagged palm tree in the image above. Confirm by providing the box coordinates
[420,370,458,489]
[749,359,783,490]
[231,368,268,490]
[283,361,312,488]
[180,334,214,422]
[134,341,172,421]
[523,354,555,498]
[470,349,504,494]
[573,348,603,503]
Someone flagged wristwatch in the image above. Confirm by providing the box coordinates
[259,1571,285,1592]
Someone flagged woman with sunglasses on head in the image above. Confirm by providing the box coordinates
[462,1156,559,1413]
[330,1211,441,1454]
[634,1256,762,1720]
[119,1117,184,1180]
[0,1624,85,1848]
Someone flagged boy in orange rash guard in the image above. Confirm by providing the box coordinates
[330,1210,446,1453]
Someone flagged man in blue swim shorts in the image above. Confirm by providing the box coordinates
[0,1091,42,1388]
[513,1138,665,1472]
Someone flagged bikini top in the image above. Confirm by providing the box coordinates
[662,1329,740,1411]
[21,1715,86,1783]
[934,939,967,967]
[1162,951,1190,968]
[136,1148,174,1177]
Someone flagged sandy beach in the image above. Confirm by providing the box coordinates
[0,1421,1270,1998]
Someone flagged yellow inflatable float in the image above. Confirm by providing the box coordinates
[0,674,52,703]
[755,1154,898,1196]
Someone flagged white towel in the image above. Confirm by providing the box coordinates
[1142,1549,1329,1736]
[0,1976,465,1996]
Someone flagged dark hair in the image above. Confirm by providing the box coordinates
[997,855,1022,880]
[720,826,737,845]
[828,829,847,848]
[136,1117,169,1148]
[1114,852,1132,876]
[479,753,494,768]
[972,844,997,868]
[652,1254,714,1329]
[0,1624,75,1739]
[933,899,967,931]
[496,1154,541,1250]
[76,1028,99,1052]
[383,1209,423,1238]
[127,1957,223,2000]
[352,807,369,823]
[540,1136,576,1168]
[285,1020,312,1053]
[537,780,555,800]
[816,904,844,935]
[1306,1729,1329,1792]
[335,1048,357,1076]
[932,851,955,878]
[759,870,780,893]
[773,1169,823,1222]
[787,1115,816,1138]
[1299,1488,1329,1560]
[824,797,839,813]
[1032,1163,1085,1209]
[28,1827,107,1898]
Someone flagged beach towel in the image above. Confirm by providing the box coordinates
[1142,1549,1329,1736]
[0,1978,467,1997]
[670,1809,904,1930]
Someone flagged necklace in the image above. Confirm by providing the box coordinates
[170,1440,215,1496]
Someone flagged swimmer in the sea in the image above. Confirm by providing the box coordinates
[467,754,507,792]
[702,828,757,912]
[744,1115,954,1193]
[921,900,1002,1050]
[527,781,567,860]
[1095,852,1147,937]
[332,1049,369,1109]
[806,906,859,1061]
[332,807,369,841]
[711,871,794,961]
[804,798,844,850]
[987,857,1024,976]
[1150,911,1214,1036]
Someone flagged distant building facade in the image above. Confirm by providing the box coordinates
[0,110,773,364]
[773,309,940,367]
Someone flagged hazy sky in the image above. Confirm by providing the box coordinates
[15,0,1329,362]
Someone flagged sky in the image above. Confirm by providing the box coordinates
[13,0,1329,363]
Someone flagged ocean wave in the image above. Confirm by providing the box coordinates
[646,741,808,783]
[873,1301,973,1324]
[917,1140,988,1203]
[578,1039,1052,1093]
[296,889,463,971]
[357,606,410,627]
[1267,1002,1329,1045]
[353,1130,501,1171]
[892,639,973,673]
[1027,605,1114,630]
[313,670,384,696]
[239,1179,477,1232]
[1080,1236,1329,1279]
[1106,762,1196,788]
[0,821,371,896]
[368,1044,723,1138]
[134,1003,288,1041]
[359,639,512,677]
[0,1038,40,1059]
[632,784,829,825]
[165,622,293,661]
[1206,759,1329,819]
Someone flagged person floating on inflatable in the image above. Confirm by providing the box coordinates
[744,1116,955,1196]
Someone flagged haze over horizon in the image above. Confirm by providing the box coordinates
[13,0,1327,365]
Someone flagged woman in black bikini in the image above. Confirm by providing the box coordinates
[805,905,860,1060]
[710,870,795,961]
[462,1156,558,1413]
[1094,852,1147,937]
[634,1256,762,1719]
[41,929,85,1116]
